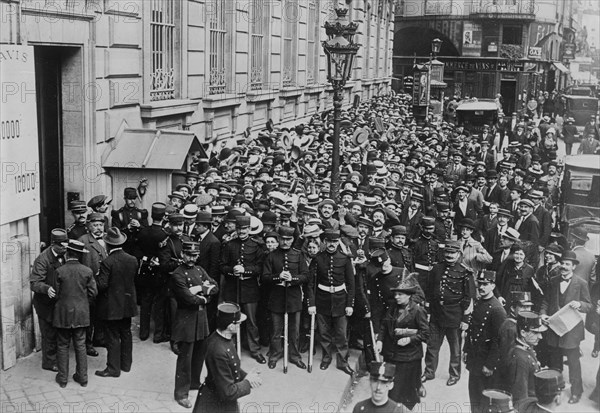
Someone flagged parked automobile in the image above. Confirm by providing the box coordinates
[455,98,501,134]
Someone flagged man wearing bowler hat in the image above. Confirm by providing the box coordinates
[352,362,406,413]
[134,202,168,341]
[111,187,149,255]
[423,240,476,386]
[540,250,592,404]
[52,240,98,388]
[95,227,138,379]
[193,302,261,413]
[30,229,68,373]
[464,270,507,413]
[307,229,355,375]
[504,311,547,401]
[220,215,266,364]
[261,226,309,370]
[515,369,565,412]
[171,241,218,408]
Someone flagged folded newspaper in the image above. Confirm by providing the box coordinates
[548,305,584,337]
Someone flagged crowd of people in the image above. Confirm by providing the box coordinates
[29,93,600,412]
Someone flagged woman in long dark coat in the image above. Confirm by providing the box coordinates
[376,279,429,409]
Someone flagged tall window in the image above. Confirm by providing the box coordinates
[150,0,175,101]
[306,1,319,85]
[250,0,269,90]
[208,0,227,94]
[282,0,298,88]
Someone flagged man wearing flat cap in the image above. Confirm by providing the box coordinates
[171,241,218,408]
[30,229,68,373]
[352,362,405,413]
[423,240,476,387]
[515,369,565,413]
[95,228,138,379]
[111,187,149,255]
[464,270,507,413]
[193,302,261,413]
[261,226,309,370]
[540,250,592,404]
[307,229,356,375]
[52,240,98,388]
[220,215,267,364]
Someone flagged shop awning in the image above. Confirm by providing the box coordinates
[430,80,448,88]
[552,62,570,74]
[102,128,205,170]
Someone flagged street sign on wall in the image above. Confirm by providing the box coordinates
[0,45,40,225]
[528,46,542,59]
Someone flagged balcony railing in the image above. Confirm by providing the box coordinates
[470,0,535,20]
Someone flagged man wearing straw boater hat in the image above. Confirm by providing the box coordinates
[52,240,98,388]
[95,227,138,379]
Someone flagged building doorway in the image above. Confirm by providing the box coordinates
[500,79,517,115]
[34,46,82,244]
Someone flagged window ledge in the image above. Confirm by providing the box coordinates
[279,87,304,98]
[202,94,244,110]
[343,81,357,89]
[140,99,199,120]
[246,89,278,103]
[304,84,327,93]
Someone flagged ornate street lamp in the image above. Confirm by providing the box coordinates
[426,38,443,120]
[322,8,360,200]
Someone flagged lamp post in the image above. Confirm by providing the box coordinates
[323,8,359,200]
[426,38,443,121]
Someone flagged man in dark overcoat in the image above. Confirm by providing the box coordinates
[95,227,138,378]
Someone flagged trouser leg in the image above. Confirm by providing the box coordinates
[72,327,88,383]
[424,321,443,378]
[446,327,462,379]
[104,320,121,375]
[565,347,583,396]
[174,341,193,400]
[242,302,261,355]
[269,312,284,362]
[316,314,333,363]
[288,312,301,362]
[120,318,133,371]
[39,317,57,369]
[55,328,70,384]
[332,315,349,369]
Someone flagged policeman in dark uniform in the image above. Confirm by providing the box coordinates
[503,311,546,402]
[386,225,414,272]
[464,270,507,413]
[261,226,309,370]
[497,291,533,370]
[171,241,218,408]
[423,240,475,386]
[134,202,168,341]
[220,215,266,364]
[411,217,440,293]
[193,302,262,413]
[67,200,89,240]
[307,229,355,375]
[351,362,406,413]
[515,369,565,413]
[156,213,190,343]
[111,187,148,255]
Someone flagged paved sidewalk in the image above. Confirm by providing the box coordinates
[1,318,358,413]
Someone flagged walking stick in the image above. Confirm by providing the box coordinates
[283,282,289,374]
[307,312,316,373]
[236,256,242,360]
[369,319,381,363]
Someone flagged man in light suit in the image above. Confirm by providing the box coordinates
[79,212,109,356]
[541,251,592,404]
[513,199,540,266]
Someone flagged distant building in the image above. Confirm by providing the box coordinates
[0,0,394,369]
[394,0,578,115]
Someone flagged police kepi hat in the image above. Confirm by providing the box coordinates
[151,202,167,219]
[217,302,247,325]
[371,249,389,265]
[235,215,251,228]
[476,270,496,284]
[182,241,201,254]
[323,229,341,241]
[50,228,68,245]
[480,389,514,413]
[369,362,395,382]
[87,212,104,223]
[168,213,185,225]
[444,240,462,252]
[517,311,547,333]
[534,369,565,397]
[278,226,295,238]
[69,200,87,213]
[510,291,533,307]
